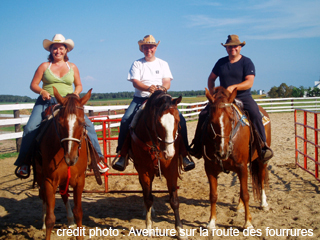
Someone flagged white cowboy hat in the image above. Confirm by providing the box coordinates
[138,35,160,52]
[43,34,74,52]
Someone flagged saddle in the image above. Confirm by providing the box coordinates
[199,98,270,160]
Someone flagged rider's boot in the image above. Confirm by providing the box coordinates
[112,152,129,171]
[182,154,195,172]
[261,143,273,164]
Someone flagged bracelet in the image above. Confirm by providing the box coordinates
[40,90,44,96]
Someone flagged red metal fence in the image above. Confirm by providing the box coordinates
[87,115,139,193]
[294,109,320,182]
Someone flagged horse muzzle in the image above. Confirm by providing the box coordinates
[64,154,79,166]
[162,143,175,160]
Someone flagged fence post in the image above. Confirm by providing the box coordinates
[14,109,21,152]
[89,110,94,117]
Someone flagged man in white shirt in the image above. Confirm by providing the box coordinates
[112,35,195,172]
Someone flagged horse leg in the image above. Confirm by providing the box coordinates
[236,198,245,213]
[42,200,47,230]
[205,169,219,230]
[238,166,253,229]
[259,162,269,210]
[38,184,47,230]
[72,176,85,240]
[166,174,186,240]
[61,193,76,227]
[44,180,57,240]
[139,173,154,236]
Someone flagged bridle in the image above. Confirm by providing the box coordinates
[204,102,241,166]
[52,104,86,155]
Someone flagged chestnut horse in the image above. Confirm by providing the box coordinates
[202,87,270,230]
[130,90,187,239]
[37,87,91,240]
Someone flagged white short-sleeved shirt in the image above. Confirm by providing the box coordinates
[128,57,173,97]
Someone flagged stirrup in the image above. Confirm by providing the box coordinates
[260,145,273,164]
[15,165,30,179]
[182,154,195,172]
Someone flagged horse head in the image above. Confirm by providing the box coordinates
[146,90,182,160]
[205,87,237,160]
[53,87,92,166]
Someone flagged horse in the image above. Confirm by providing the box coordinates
[36,87,92,240]
[129,90,187,239]
[202,87,270,230]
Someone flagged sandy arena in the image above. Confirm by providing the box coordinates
[0,111,320,240]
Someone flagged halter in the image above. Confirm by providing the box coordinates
[52,105,86,156]
[204,102,243,172]
[132,92,179,178]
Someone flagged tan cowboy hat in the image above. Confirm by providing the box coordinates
[138,35,160,52]
[43,34,74,52]
[221,35,245,47]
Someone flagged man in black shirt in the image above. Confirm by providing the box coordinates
[190,35,273,163]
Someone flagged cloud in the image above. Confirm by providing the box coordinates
[185,0,320,39]
[82,76,96,81]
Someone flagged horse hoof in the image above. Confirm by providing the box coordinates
[206,220,216,230]
[261,204,270,211]
[243,223,254,229]
[237,208,245,213]
[177,235,188,240]
[68,223,77,228]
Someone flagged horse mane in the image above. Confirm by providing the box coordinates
[211,87,234,119]
[214,87,230,101]
[145,90,173,118]
[63,94,80,115]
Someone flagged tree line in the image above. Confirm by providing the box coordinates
[0,85,318,103]
[0,90,207,103]
[268,83,319,98]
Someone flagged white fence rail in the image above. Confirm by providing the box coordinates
[1,97,320,146]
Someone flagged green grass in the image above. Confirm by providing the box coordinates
[0,152,18,159]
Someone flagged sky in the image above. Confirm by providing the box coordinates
[1,0,320,98]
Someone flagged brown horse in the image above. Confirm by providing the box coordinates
[36,87,91,240]
[130,90,187,239]
[202,87,270,230]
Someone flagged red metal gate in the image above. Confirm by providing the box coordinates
[87,115,169,193]
[294,109,320,182]
[87,115,139,193]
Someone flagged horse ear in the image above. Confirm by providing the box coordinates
[53,87,66,105]
[172,96,182,105]
[205,88,214,104]
[80,88,92,105]
[229,88,237,103]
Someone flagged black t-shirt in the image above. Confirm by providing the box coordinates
[212,55,255,98]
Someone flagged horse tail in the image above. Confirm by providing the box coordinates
[250,159,269,201]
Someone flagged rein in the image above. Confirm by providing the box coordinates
[204,102,244,172]
[59,167,71,196]
[131,93,178,178]
[51,101,86,193]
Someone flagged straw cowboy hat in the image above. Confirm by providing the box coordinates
[43,34,74,52]
[138,35,160,52]
[221,35,246,47]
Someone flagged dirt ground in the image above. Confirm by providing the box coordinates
[0,112,320,240]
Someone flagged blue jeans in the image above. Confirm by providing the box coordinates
[116,96,189,152]
[14,96,102,166]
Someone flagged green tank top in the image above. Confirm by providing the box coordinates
[42,62,74,97]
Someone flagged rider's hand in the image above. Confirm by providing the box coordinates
[148,85,157,93]
[40,90,51,101]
